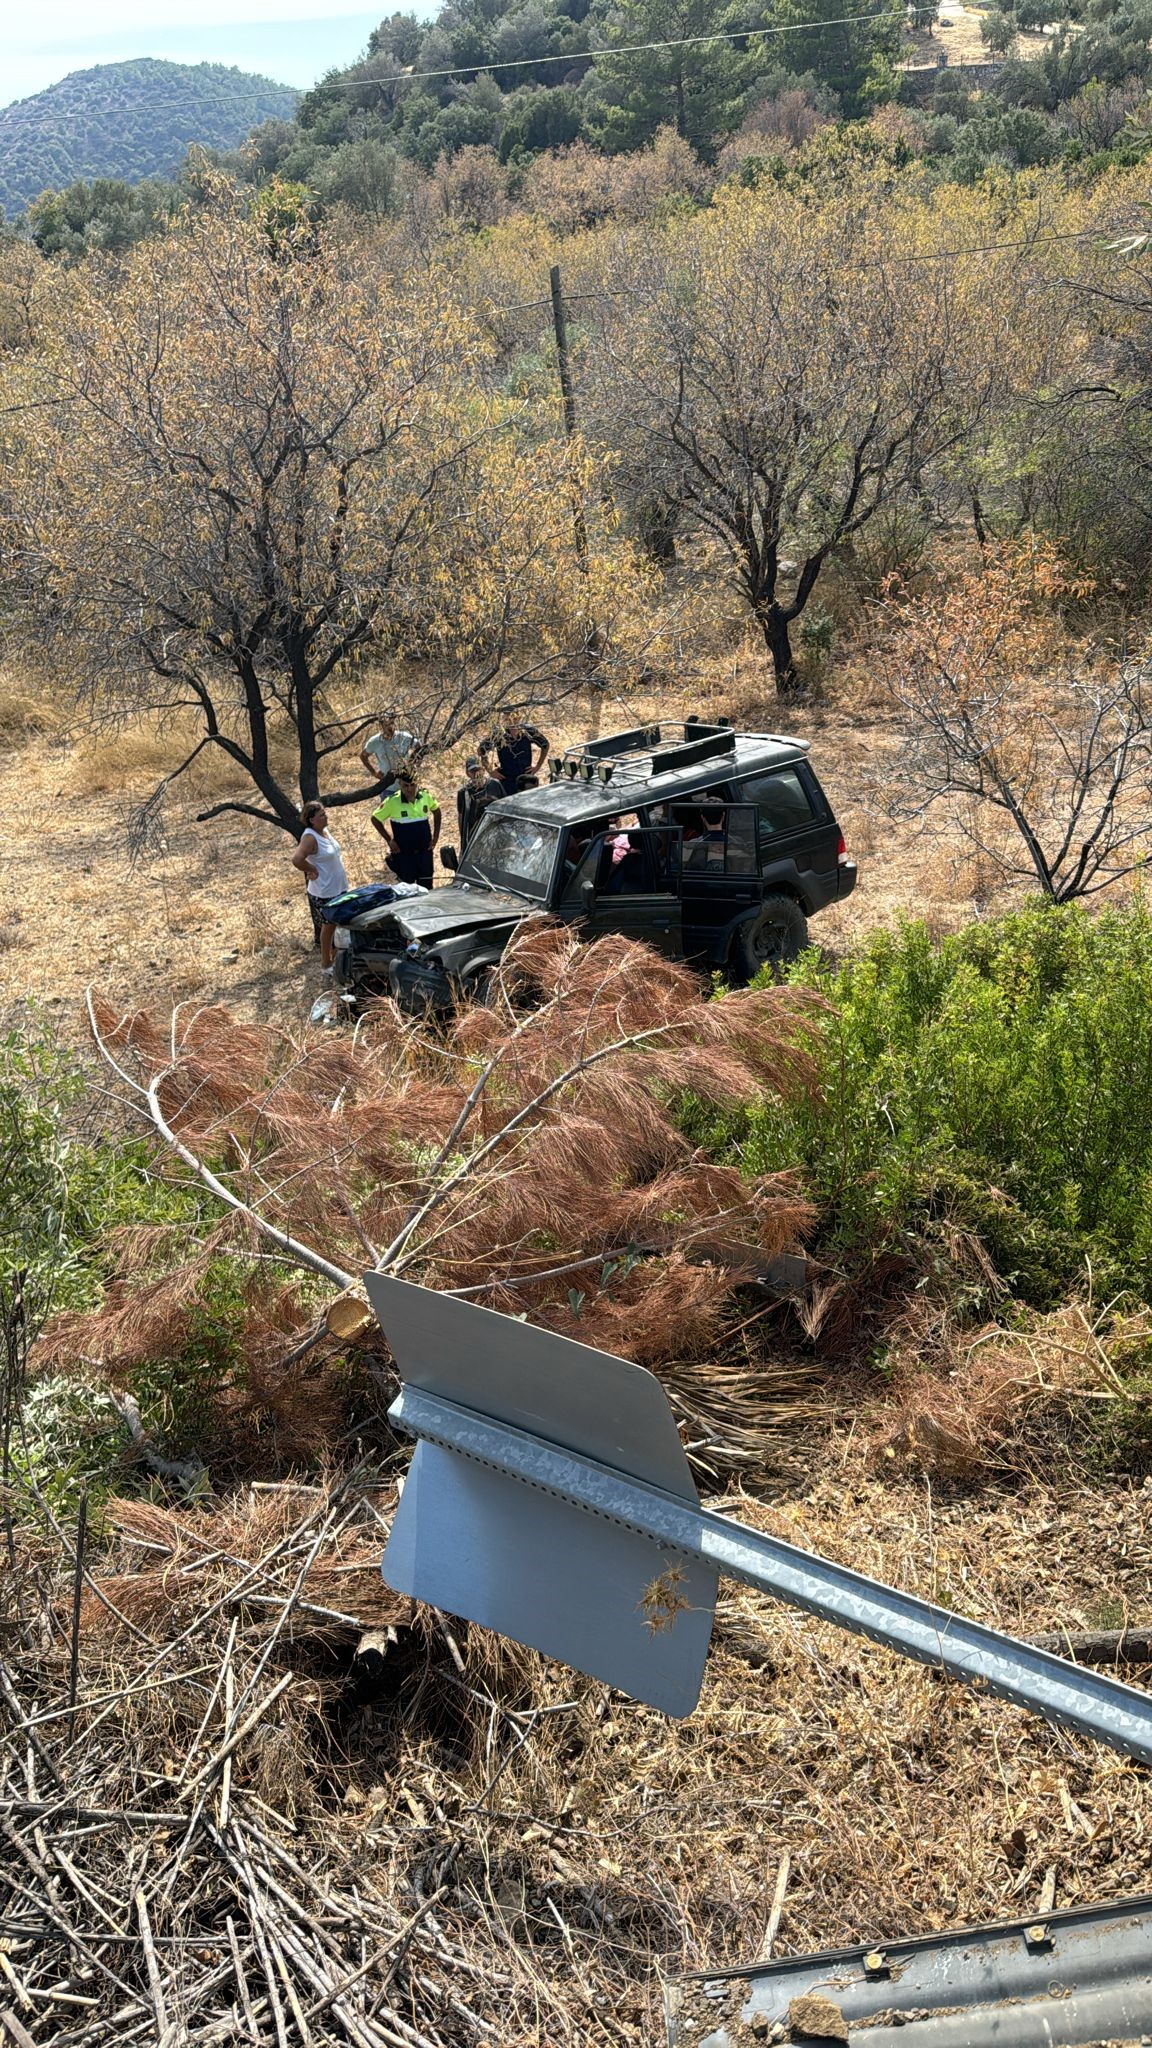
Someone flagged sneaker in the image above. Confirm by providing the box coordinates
[321,965,334,981]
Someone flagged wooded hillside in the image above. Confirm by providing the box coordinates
[0,59,296,217]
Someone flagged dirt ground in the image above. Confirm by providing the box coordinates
[6,657,1152,2040]
[905,0,1054,72]
[0,660,1029,1040]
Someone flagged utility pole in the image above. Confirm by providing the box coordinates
[549,263,602,686]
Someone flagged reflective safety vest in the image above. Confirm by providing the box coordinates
[372,789,437,847]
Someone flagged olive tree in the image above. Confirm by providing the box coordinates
[19,191,616,834]
[587,180,1019,695]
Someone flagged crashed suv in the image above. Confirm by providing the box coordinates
[333,720,856,1012]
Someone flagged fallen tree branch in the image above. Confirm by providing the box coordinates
[86,990,355,1292]
[1027,1626,1152,1666]
[107,1393,208,1496]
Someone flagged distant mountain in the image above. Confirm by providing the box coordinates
[0,59,297,217]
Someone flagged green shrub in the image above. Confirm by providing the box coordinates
[739,896,1152,1301]
[0,1020,227,1497]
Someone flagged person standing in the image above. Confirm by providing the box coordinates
[456,756,503,851]
[359,710,416,797]
[481,716,549,792]
[292,801,349,977]
[371,772,441,887]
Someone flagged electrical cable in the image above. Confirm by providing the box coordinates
[5,4,938,118]
[484,224,1117,317]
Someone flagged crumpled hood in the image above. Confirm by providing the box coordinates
[351,884,532,942]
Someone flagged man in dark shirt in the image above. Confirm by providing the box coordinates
[456,756,504,851]
[686,808,727,868]
[481,717,550,792]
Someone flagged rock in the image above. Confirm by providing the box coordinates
[788,1991,849,2041]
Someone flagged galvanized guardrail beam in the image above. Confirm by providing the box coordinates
[369,1274,1152,1759]
[665,1892,1152,2047]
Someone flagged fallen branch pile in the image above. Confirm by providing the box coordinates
[6,1455,1152,2048]
[42,931,826,1477]
[0,1477,617,2048]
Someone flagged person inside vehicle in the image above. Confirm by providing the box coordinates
[456,756,503,850]
[360,710,416,796]
[685,808,727,868]
[292,800,349,978]
[605,819,648,894]
[562,824,595,878]
[372,771,441,887]
[481,717,549,792]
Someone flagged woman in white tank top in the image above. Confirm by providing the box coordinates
[291,801,349,976]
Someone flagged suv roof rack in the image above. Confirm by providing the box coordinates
[549,719,737,788]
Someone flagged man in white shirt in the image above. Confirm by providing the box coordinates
[360,710,416,797]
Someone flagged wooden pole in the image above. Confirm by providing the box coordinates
[67,1484,88,1740]
[549,262,591,578]
[549,264,602,692]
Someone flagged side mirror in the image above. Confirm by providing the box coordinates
[580,879,596,917]
[440,845,459,873]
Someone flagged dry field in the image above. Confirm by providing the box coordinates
[5,1443,1152,2047]
[5,651,1152,2048]
[905,0,1054,71]
[0,656,1017,1039]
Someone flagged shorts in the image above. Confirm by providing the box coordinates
[308,895,341,924]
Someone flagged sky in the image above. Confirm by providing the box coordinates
[1,2,397,110]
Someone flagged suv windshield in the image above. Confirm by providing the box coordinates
[459,813,560,898]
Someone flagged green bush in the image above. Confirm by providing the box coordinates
[0,1022,220,1325]
[0,1020,226,1499]
[737,897,1152,1303]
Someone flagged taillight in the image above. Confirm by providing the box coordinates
[837,832,848,864]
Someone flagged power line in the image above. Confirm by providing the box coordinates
[307,4,926,90]
[486,225,1113,316]
[3,6,932,123]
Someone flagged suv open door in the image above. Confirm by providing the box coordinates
[558,826,683,955]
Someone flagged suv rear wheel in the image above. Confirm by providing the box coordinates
[733,896,808,980]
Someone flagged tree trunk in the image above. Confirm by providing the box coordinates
[760,604,803,700]
[293,652,320,806]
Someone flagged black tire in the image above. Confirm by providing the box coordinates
[733,895,808,981]
[462,961,502,1008]
[461,957,540,1012]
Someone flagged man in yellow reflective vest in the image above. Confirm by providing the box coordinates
[371,771,442,888]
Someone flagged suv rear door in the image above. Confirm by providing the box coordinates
[671,803,760,963]
[728,764,841,913]
[557,827,683,954]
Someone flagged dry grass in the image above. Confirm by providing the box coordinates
[0,665,68,744]
[880,1298,1152,1482]
[3,1435,1151,2048]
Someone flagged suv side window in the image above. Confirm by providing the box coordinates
[734,768,816,838]
[671,804,758,875]
[559,827,681,907]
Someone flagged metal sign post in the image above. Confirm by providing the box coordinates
[367,1274,1152,1760]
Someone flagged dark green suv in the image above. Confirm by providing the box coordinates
[333,720,855,1011]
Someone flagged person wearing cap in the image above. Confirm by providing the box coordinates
[371,771,441,887]
[456,756,504,851]
[481,716,549,793]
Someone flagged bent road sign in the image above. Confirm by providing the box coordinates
[367,1273,1152,1758]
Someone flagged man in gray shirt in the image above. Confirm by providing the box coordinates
[360,710,416,796]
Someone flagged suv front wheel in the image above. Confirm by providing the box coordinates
[733,896,809,981]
